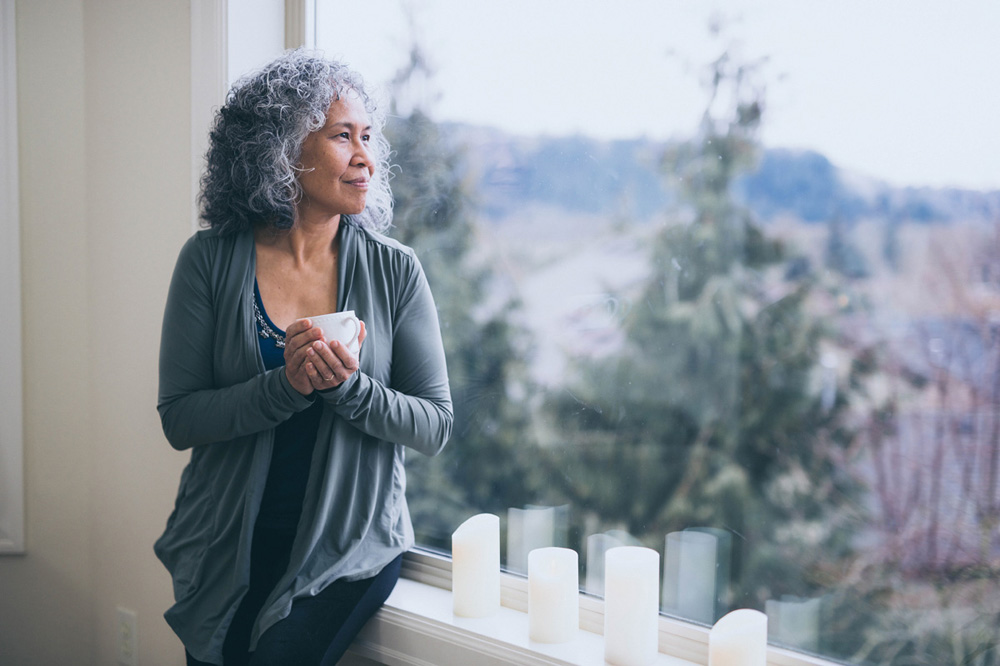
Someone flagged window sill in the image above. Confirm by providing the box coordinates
[349,577,696,666]
[346,551,840,666]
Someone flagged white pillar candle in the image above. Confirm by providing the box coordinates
[709,609,768,666]
[451,513,501,618]
[662,530,717,624]
[586,530,640,595]
[604,546,660,666]
[528,547,579,643]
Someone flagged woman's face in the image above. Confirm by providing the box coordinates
[296,91,374,221]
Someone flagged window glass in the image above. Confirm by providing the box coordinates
[317,2,1000,663]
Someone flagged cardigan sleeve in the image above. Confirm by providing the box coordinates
[157,234,314,450]
[318,255,453,457]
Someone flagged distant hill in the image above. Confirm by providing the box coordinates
[448,125,670,220]
[738,149,1000,224]
[447,124,1000,225]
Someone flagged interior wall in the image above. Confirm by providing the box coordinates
[0,2,94,663]
[0,1,193,664]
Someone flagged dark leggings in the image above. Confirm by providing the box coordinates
[186,526,402,666]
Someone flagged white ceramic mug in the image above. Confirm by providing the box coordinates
[309,310,361,355]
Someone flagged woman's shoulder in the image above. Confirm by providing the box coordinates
[189,224,232,246]
[173,226,251,276]
[343,218,418,263]
[181,226,249,254]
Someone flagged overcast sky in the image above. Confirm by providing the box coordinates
[317,0,1000,190]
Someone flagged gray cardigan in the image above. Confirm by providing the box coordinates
[154,219,453,663]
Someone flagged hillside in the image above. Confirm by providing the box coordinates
[446,124,1000,226]
[433,124,1000,389]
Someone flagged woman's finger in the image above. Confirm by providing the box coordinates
[285,352,316,396]
[284,324,324,383]
[304,343,336,377]
[304,337,364,390]
[305,350,346,390]
[320,338,359,372]
[286,318,313,339]
[286,320,322,354]
[304,360,327,384]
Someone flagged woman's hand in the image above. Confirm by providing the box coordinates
[286,319,367,394]
[283,318,326,395]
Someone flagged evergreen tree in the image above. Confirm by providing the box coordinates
[881,217,901,272]
[384,46,539,549]
[825,214,870,278]
[543,50,866,619]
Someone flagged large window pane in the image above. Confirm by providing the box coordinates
[317,2,1000,664]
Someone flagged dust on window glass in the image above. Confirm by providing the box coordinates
[317,2,1000,663]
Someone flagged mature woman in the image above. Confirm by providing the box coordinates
[155,50,453,665]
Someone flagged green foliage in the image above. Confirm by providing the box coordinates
[844,565,1000,666]
[385,31,994,666]
[385,50,538,550]
[825,215,871,279]
[882,218,902,272]
[542,51,866,617]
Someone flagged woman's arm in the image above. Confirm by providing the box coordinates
[157,235,314,450]
[318,258,453,457]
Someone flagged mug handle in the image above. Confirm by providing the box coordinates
[343,316,360,349]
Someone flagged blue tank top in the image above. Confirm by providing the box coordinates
[254,281,322,529]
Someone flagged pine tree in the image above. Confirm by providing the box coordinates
[825,214,870,279]
[384,46,539,550]
[543,50,866,620]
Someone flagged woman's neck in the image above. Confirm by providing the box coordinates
[253,216,343,329]
[255,215,341,267]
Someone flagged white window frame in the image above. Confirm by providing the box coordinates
[189,4,843,663]
[190,0,314,228]
[350,550,838,666]
[190,0,230,229]
[0,0,25,556]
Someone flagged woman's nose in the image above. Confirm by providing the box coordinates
[352,141,372,167]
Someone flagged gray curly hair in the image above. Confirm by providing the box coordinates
[199,49,393,234]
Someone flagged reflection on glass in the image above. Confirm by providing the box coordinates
[662,530,718,625]
[686,526,733,620]
[317,2,1000,664]
[585,530,639,596]
[506,505,568,575]
[766,595,822,653]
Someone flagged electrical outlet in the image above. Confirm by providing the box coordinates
[116,606,138,666]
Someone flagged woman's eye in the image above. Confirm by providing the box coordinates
[362,134,371,143]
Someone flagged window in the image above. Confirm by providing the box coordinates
[0,0,24,555]
[190,0,291,229]
[316,2,1000,664]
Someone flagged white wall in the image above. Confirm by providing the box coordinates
[0,1,193,663]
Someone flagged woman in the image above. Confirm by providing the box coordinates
[155,50,453,665]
